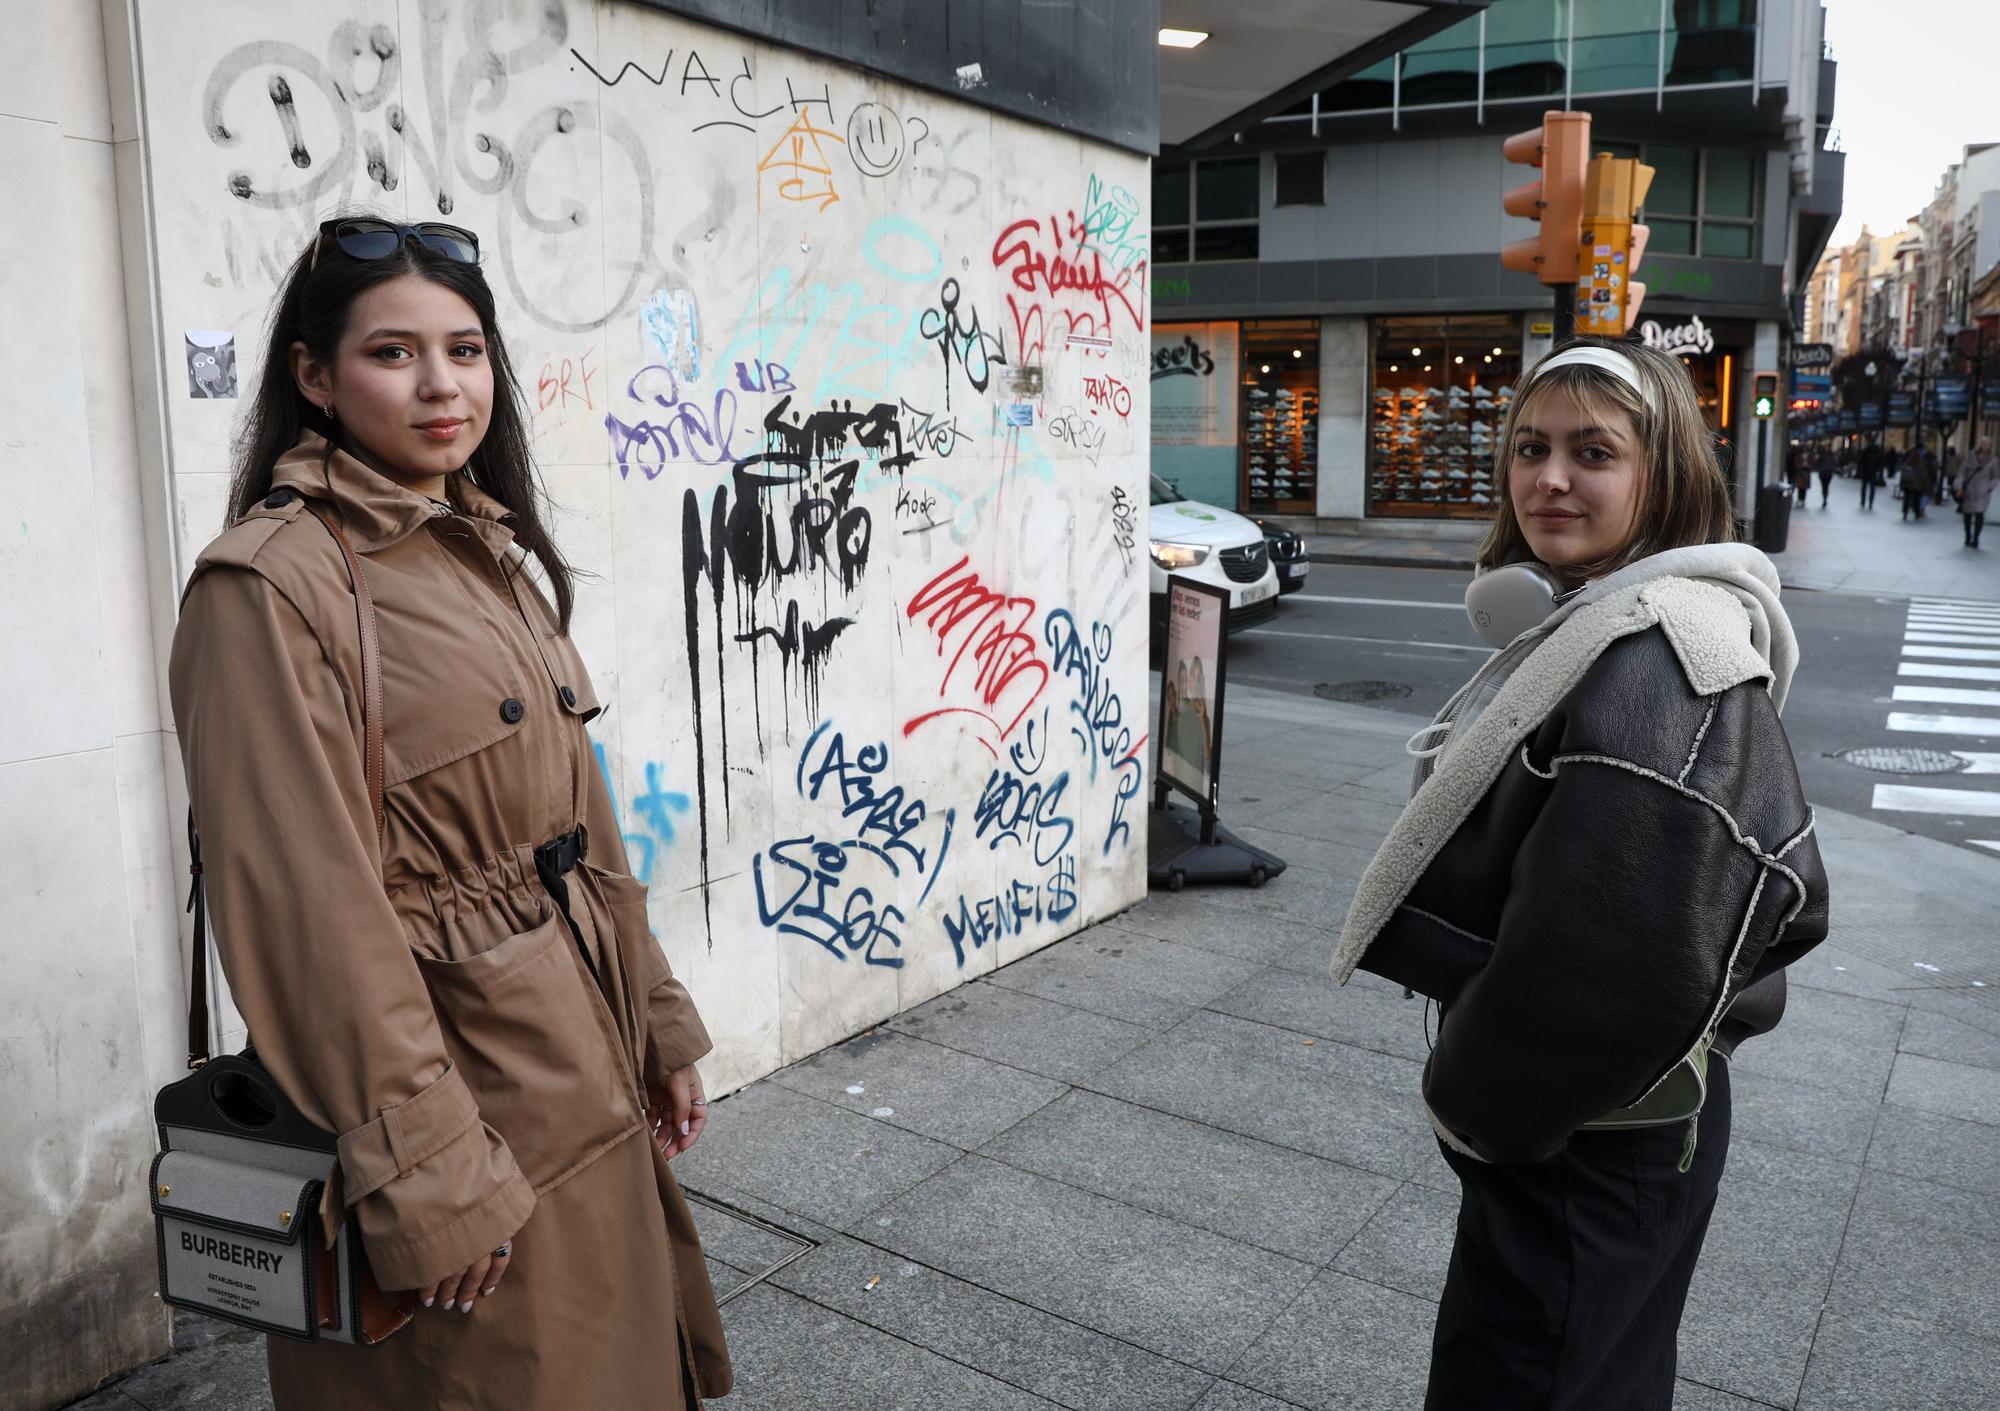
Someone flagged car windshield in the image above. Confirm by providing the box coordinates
[1149,474,1184,507]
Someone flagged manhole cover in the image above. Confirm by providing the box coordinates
[1315,680,1413,703]
[1831,747,1969,775]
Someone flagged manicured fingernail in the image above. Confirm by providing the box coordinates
[460,1301,473,1315]
[680,1120,690,1135]
[482,1287,496,1297]
[423,1296,435,1307]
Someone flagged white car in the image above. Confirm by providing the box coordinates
[1148,474,1281,639]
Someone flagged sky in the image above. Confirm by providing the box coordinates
[1823,0,1998,244]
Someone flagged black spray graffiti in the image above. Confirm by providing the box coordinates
[918,279,1006,409]
[678,396,914,938]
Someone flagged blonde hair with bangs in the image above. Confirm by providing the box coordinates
[1476,336,1735,579]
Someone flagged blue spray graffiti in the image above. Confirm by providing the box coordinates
[753,721,956,968]
[1044,609,1144,856]
[639,287,702,383]
[942,857,1078,967]
[594,742,691,884]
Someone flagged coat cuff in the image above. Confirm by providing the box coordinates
[336,1063,537,1290]
[642,942,713,1080]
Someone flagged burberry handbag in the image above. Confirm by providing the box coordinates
[151,505,414,1344]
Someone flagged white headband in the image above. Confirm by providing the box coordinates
[1527,345,1660,415]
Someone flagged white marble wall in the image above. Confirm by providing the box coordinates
[1316,316,1369,520]
[1,1,181,1404]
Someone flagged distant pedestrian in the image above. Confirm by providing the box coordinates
[1789,453,1811,507]
[1815,447,1836,507]
[1859,442,1883,509]
[1336,338,1829,1411]
[1961,439,1998,549]
[1899,451,1927,520]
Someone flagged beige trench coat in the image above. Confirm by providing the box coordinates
[169,434,732,1409]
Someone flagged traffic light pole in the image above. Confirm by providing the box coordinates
[1552,283,1576,344]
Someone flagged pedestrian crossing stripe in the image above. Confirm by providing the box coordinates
[1887,712,2000,737]
[1897,662,2000,683]
[1893,685,2000,708]
[1950,753,2000,773]
[1903,631,2000,645]
[1973,841,2000,855]
[1902,645,2000,661]
[1871,784,2000,818]
[1906,616,2000,629]
[1913,597,2000,611]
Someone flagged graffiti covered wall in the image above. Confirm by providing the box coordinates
[138,0,1152,1093]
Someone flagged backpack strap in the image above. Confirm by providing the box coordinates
[185,505,383,1067]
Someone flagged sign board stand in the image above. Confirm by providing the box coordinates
[1147,577,1289,892]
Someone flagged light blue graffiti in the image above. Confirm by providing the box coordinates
[640,287,702,383]
[594,742,691,884]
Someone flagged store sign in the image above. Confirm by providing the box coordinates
[1791,342,1835,370]
[1859,402,1884,428]
[1150,323,1239,447]
[1837,409,1857,431]
[1636,315,1716,357]
[1930,376,1972,419]
[1888,393,1915,427]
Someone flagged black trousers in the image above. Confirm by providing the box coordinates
[1860,479,1878,508]
[1425,1059,1731,1411]
[1966,511,1986,547]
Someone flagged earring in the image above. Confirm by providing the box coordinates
[322,401,337,422]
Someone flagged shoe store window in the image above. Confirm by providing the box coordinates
[1243,320,1320,513]
[1369,316,1521,521]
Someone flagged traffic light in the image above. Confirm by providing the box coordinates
[1501,112,1591,285]
[1753,373,1778,418]
[1575,154,1655,335]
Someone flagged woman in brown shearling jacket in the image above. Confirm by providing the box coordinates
[168,218,730,1408]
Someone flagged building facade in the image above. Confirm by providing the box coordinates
[1149,0,1843,530]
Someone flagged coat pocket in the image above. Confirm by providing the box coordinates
[415,912,639,1193]
[584,864,658,1068]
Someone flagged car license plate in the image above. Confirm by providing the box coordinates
[1238,579,1277,606]
[1281,562,1308,579]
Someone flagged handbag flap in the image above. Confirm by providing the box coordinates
[151,1148,319,1245]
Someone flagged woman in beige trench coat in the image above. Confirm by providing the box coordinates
[168,217,731,1409]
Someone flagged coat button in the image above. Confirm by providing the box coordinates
[559,685,577,708]
[263,487,296,509]
[500,698,525,724]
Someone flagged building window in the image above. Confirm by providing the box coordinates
[1242,320,1320,513]
[1643,145,1758,261]
[1274,151,1326,207]
[1369,316,1523,521]
[1153,158,1261,264]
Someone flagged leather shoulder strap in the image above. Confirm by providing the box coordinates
[185,504,384,1066]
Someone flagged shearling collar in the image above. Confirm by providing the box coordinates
[270,432,517,555]
[1332,551,1795,985]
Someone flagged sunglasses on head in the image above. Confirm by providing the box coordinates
[310,219,481,270]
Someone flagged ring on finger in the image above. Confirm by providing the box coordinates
[690,1098,708,1107]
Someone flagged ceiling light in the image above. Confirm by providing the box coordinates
[1492,346,1503,355]
[1454,355,1465,365]
[1158,28,1208,48]
[1483,354,1493,363]
[1424,364,1432,372]
[1411,347,1422,356]
[1292,349,1303,358]
[1390,364,1399,372]
[1260,363,1271,373]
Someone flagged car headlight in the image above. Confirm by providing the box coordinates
[1149,541,1211,570]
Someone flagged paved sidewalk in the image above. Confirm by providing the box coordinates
[73,682,2000,1411]
[1770,476,2000,600]
[1302,531,1478,572]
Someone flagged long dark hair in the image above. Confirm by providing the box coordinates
[228,219,575,630]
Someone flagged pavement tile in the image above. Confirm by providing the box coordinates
[1782,942,1924,1005]
[1228,749,1395,791]
[1676,1176,1847,1408]
[1165,867,1361,933]
[1725,986,1904,1096]
[1895,1004,2000,1072]
[1329,1181,1458,1302]
[766,1028,1068,1149]
[1227,1269,1435,1411]
[57,1390,149,1411]
[1724,1061,1881,1161]
[1102,894,1324,966]
[887,981,1155,1086]
[1217,778,1329,824]
[1884,1051,2000,1126]
[1091,1009,1436,1180]
[985,1088,1400,1265]
[1720,1135,1863,1204]
[1863,1102,2000,1196]
[853,1155,1315,1375]
[1826,1194,2000,1343]
[100,1335,271,1411]
[1256,790,1405,852]
[769,1235,1214,1411]
[1797,1309,2000,1411]
[1671,1379,1780,1409]
[1190,1382,1313,1411]
[1848,1166,2000,1246]
[669,1084,961,1230]
[985,931,1266,1029]
[719,1281,1065,1411]
[1206,965,1433,1062]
